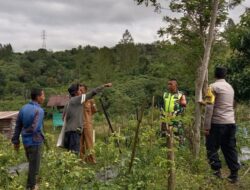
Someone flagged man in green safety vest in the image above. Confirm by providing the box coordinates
[160,79,187,140]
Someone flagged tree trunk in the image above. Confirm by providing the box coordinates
[201,69,208,143]
[193,0,220,158]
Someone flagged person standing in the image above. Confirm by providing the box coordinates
[204,67,240,183]
[12,88,46,190]
[79,84,97,163]
[63,83,112,153]
[160,79,186,138]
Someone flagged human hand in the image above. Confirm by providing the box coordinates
[103,83,112,88]
[204,129,210,136]
[76,127,82,135]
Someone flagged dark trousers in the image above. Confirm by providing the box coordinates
[64,131,81,153]
[25,145,42,189]
[205,124,240,172]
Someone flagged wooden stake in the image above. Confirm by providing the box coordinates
[128,103,145,174]
[167,124,175,190]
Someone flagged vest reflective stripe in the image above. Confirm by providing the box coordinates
[163,92,182,113]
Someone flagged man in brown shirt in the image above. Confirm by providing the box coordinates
[79,84,97,163]
[205,67,240,183]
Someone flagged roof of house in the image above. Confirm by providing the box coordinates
[47,95,69,107]
[0,111,19,119]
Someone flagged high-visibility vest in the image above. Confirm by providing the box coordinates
[163,91,183,114]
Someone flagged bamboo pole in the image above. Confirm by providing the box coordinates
[99,98,122,154]
[128,103,145,173]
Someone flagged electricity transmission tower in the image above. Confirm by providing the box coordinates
[41,30,47,49]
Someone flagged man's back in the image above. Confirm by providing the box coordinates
[211,79,235,124]
[64,96,83,132]
[12,101,44,146]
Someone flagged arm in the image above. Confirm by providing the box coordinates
[204,86,216,135]
[85,83,112,101]
[159,95,164,110]
[204,104,214,135]
[11,111,23,150]
[70,83,112,105]
[180,94,187,107]
[62,103,69,120]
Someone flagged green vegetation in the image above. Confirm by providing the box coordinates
[1,12,250,114]
[0,1,250,190]
[0,105,249,189]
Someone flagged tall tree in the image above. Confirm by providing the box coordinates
[193,0,220,158]
[116,30,139,74]
[91,47,115,83]
[225,9,250,101]
[119,29,134,44]
[0,44,13,58]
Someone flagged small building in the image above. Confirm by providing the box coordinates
[0,111,19,139]
[47,95,69,130]
[47,95,69,112]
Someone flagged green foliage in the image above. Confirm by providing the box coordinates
[0,135,27,189]
[119,30,134,44]
[135,0,242,42]
[39,150,96,189]
[0,44,13,59]
[1,101,250,189]
[224,10,250,100]
[0,68,6,97]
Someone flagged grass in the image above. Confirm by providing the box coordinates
[0,104,249,189]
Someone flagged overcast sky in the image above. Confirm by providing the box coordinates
[0,0,249,52]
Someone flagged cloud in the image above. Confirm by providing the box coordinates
[0,0,248,52]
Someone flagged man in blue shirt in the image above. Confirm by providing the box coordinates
[12,88,45,190]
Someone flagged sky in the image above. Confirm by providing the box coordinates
[0,0,249,52]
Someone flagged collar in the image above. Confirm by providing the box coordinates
[215,79,226,82]
[168,90,179,94]
[29,101,41,107]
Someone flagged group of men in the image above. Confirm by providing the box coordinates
[11,83,112,190]
[11,67,240,189]
[62,83,111,163]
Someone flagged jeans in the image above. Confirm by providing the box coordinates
[25,145,42,189]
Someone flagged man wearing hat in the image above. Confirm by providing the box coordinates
[204,67,240,183]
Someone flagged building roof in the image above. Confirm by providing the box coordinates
[47,95,69,107]
[0,111,19,119]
